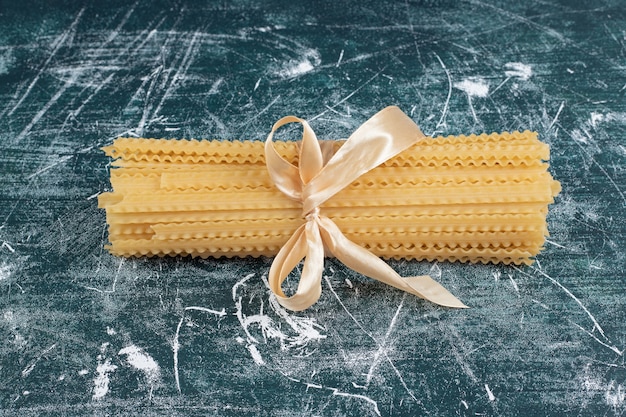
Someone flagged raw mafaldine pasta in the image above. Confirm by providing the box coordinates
[99,106,560,311]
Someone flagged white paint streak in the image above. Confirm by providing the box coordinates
[280,370,381,417]
[434,53,452,130]
[93,343,117,400]
[266,285,327,348]
[283,60,314,77]
[93,360,117,400]
[173,317,185,394]
[209,77,224,95]
[454,78,488,124]
[333,391,381,416]
[0,49,13,75]
[504,62,532,81]
[232,274,325,353]
[590,112,603,127]
[0,262,12,281]
[241,294,323,348]
[508,274,520,295]
[336,49,344,67]
[428,262,442,279]
[366,296,404,384]
[605,382,625,409]
[570,128,589,144]
[247,344,265,365]
[489,76,511,96]
[590,112,626,127]
[119,345,160,384]
[1,241,15,253]
[309,69,383,122]
[485,384,496,401]
[27,156,73,180]
[570,321,623,356]
[544,238,568,249]
[454,78,489,98]
[276,49,320,79]
[547,101,565,132]
[135,65,164,136]
[21,344,57,378]
[86,192,101,201]
[173,305,227,394]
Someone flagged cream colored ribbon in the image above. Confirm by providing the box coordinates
[265,106,467,311]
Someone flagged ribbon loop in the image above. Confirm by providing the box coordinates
[265,106,467,311]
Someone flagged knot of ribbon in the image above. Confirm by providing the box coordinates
[265,106,467,311]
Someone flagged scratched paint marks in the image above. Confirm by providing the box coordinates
[2,4,194,152]
[1,4,145,189]
[543,34,626,360]
[168,268,434,415]
[423,14,626,372]
[90,329,163,401]
[575,362,626,414]
[173,272,329,391]
[1,7,86,121]
[92,342,117,400]
[0,303,104,408]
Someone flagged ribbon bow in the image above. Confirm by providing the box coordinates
[265,106,467,311]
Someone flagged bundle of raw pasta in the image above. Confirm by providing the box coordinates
[99,107,561,310]
[98,123,560,266]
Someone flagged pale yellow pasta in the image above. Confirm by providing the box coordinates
[99,131,560,265]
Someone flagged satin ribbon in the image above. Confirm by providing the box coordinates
[265,106,467,311]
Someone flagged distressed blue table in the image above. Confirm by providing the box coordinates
[0,1,624,415]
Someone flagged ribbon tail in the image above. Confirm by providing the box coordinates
[403,275,468,309]
[318,217,467,308]
[268,221,326,312]
[268,224,307,296]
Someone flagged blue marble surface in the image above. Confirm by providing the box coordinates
[0,1,624,415]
